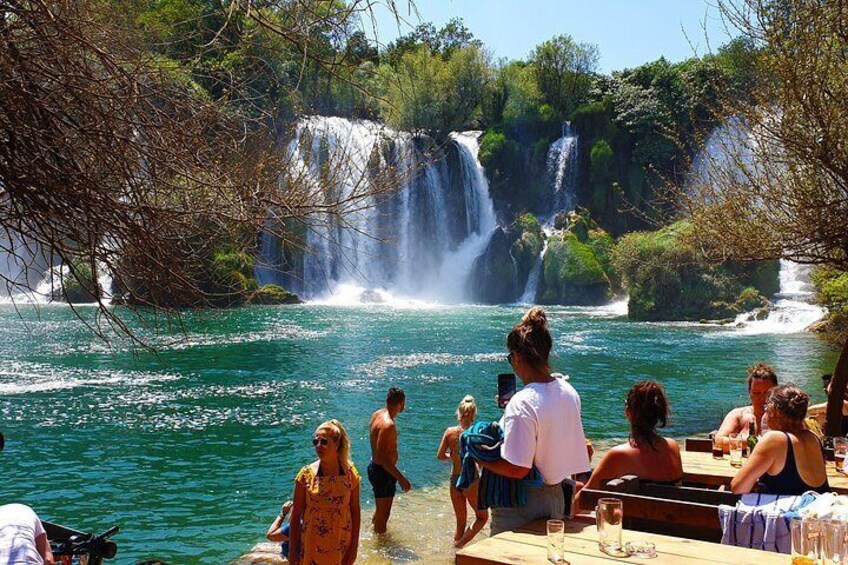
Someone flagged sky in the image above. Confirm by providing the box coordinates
[367,0,737,73]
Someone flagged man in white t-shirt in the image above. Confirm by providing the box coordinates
[478,308,591,535]
[0,504,55,565]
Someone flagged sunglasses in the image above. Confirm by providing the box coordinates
[507,352,514,365]
[312,437,329,447]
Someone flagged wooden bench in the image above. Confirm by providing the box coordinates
[578,475,737,542]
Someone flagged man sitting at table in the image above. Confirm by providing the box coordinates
[716,363,778,442]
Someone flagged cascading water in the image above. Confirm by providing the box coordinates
[543,122,579,219]
[734,259,826,334]
[515,124,580,303]
[257,117,497,303]
[519,239,548,304]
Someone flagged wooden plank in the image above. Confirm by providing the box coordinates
[680,450,848,494]
[577,488,723,541]
[457,521,788,565]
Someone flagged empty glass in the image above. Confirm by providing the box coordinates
[822,520,845,565]
[728,434,744,468]
[791,518,821,565]
[597,498,623,554]
[834,437,848,473]
[546,519,566,564]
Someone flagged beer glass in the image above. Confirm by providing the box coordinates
[728,434,744,468]
[546,519,566,564]
[834,437,848,473]
[791,517,821,565]
[711,433,724,459]
[597,498,623,554]
[822,519,845,565]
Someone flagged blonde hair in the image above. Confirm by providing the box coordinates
[317,419,352,468]
[456,395,477,425]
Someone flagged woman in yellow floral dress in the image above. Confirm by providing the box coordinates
[288,419,361,565]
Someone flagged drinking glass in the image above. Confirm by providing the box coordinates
[711,432,724,459]
[546,519,566,564]
[822,519,845,565]
[728,434,744,468]
[597,498,623,554]
[834,437,848,473]
[791,517,821,565]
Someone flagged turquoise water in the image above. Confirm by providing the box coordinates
[0,303,838,564]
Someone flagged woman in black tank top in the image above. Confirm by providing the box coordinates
[731,385,828,495]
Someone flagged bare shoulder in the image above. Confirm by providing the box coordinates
[758,430,785,448]
[606,443,633,460]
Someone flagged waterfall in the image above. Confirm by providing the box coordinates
[735,259,826,334]
[543,122,579,218]
[519,240,548,304]
[258,117,497,303]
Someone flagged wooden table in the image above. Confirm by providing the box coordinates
[681,449,848,494]
[456,519,788,565]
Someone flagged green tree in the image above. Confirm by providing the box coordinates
[379,44,489,137]
[530,35,599,118]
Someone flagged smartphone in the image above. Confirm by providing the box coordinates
[497,373,517,409]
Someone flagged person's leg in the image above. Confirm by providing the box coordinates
[449,485,467,542]
[456,480,488,548]
[372,496,394,534]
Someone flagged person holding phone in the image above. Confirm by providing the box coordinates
[478,307,591,535]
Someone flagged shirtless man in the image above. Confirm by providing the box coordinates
[716,362,778,441]
[368,387,411,534]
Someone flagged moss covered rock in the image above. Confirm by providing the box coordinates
[538,232,611,305]
[467,227,520,303]
[57,260,101,303]
[248,284,302,305]
[613,221,778,321]
[812,267,848,343]
[467,213,545,303]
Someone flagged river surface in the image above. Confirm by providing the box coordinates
[0,303,838,564]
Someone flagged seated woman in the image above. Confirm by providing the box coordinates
[579,381,682,498]
[265,500,293,559]
[731,385,829,495]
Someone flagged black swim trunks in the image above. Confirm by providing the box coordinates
[367,461,397,499]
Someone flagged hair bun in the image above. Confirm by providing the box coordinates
[522,307,549,330]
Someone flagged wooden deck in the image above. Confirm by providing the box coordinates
[681,449,848,494]
[456,519,788,565]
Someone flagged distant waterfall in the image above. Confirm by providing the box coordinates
[519,239,548,304]
[734,260,825,334]
[258,117,497,303]
[543,122,579,218]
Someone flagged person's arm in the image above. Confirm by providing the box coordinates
[343,480,361,565]
[731,432,778,494]
[582,450,622,492]
[437,429,451,461]
[716,408,742,440]
[288,474,307,565]
[266,501,292,542]
[477,458,531,479]
[482,403,534,479]
[35,532,54,565]
[573,451,619,513]
[375,424,411,492]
